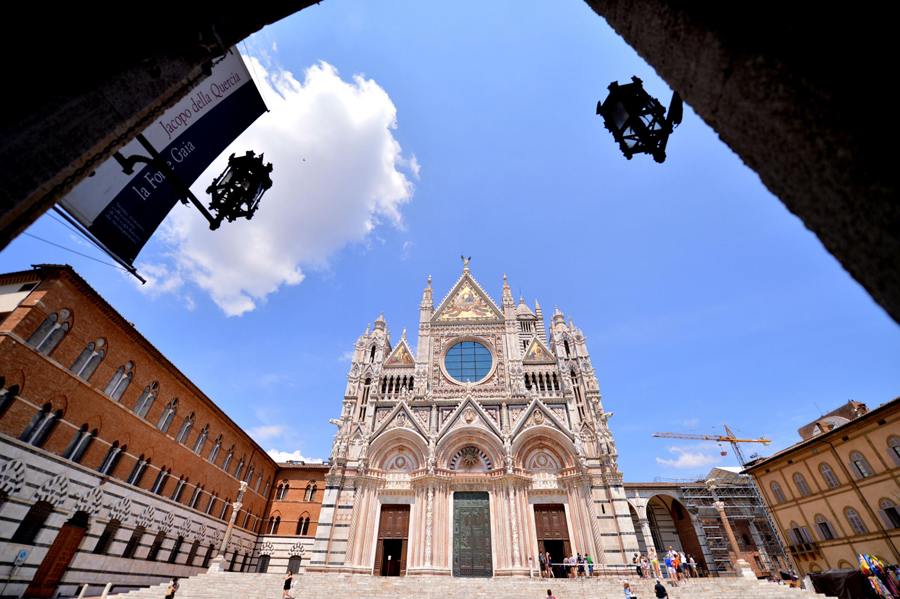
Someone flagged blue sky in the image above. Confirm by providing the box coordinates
[3,0,898,481]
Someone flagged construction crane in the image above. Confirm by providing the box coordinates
[653,425,771,466]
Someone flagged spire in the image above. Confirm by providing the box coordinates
[365,323,371,336]
[421,275,434,312]
[402,328,407,340]
[374,311,386,331]
[501,272,514,308]
[534,300,547,343]
[552,305,566,327]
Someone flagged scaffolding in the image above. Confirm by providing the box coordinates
[671,469,790,575]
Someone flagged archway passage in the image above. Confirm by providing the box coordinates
[534,504,571,577]
[373,505,409,577]
[645,495,708,575]
[25,510,90,598]
[453,492,492,578]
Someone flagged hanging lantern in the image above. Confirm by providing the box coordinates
[596,76,683,163]
[206,150,273,230]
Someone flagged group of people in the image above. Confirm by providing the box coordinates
[537,551,595,578]
[631,546,698,585]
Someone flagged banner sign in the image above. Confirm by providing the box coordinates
[60,49,266,264]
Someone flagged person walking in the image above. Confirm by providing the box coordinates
[623,581,633,599]
[283,570,294,599]
[164,577,179,599]
[654,578,669,599]
[539,552,546,578]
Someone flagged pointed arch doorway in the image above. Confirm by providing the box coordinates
[25,510,90,598]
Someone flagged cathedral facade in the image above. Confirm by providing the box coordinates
[310,262,640,576]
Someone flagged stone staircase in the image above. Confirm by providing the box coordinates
[110,572,815,599]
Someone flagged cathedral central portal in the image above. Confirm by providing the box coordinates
[307,262,639,576]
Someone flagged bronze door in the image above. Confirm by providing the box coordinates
[25,512,89,598]
[373,505,410,576]
[534,504,571,570]
[453,492,492,577]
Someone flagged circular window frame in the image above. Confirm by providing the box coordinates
[440,337,498,387]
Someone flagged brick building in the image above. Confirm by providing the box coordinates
[0,265,323,597]
[744,398,900,576]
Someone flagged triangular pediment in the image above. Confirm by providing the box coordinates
[384,339,415,367]
[437,395,502,440]
[433,272,503,322]
[511,398,573,439]
[522,337,556,363]
[372,400,428,440]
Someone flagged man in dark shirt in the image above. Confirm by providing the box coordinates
[654,578,668,598]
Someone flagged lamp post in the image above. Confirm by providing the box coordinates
[113,137,272,230]
[596,76,683,163]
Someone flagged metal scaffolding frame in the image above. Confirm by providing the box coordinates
[655,470,790,575]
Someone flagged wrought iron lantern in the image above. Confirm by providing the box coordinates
[596,76,683,163]
[206,150,273,230]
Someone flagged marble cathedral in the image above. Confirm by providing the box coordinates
[309,261,640,577]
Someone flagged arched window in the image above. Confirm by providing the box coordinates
[19,403,62,448]
[820,464,839,488]
[156,398,178,434]
[61,424,95,464]
[208,434,222,464]
[70,338,105,380]
[133,382,159,418]
[849,452,873,479]
[815,515,837,541]
[93,518,121,555]
[189,485,202,509]
[27,309,71,355]
[370,345,377,363]
[98,441,126,476]
[171,477,188,502]
[563,339,570,357]
[11,500,54,544]
[234,456,245,480]
[277,483,290,501]
[888,437,900,468]
[359,378,372,421]
[879,499,900,529]
[122,525,145,559]
[206,494,217,515]
[104,362,134,400]
[305,482,316,502]
[254,472,262,492]
[222,445,235,472]
[244,464,254,483]
[793,473,812,496]
[193,424,209,454]
[151,468,170,495]
[787,521,812,545]
[267,516,280,535]
[0,383,20,418]
[175,412,195,443]
[770,481,787,503]
[297,514,310,535]
[263,478,271,497]
[126,456,149,487]
[845,508,868,535]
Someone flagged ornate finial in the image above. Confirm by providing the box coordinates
[461,255,471,271]
[402,328,407,339]
[503,273,507,284]
[427,275,432,288]
[365,323,371,335]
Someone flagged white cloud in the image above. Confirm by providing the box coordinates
[146,58,417,316]
[339,349,355,362]
[683,418,699,427]
[249,424,287,441]
[655,446,722,469]
[137,262,184,295]
[400,240,413,260]
[266,449,324,464]
[272,42,278,52]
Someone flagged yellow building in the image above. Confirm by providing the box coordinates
[744,398,900,576]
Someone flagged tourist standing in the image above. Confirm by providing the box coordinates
[640,555,650,579]
[547,589,556,599]
[688,555,697,578]
[546,552,554,579]
[283,570,294,599]
[664,555,677,586]
[649,547,661,578]
[633,553,642,578]
[624,581,633,599]
[539,552,546,578]
[586,554,594,577]
[654,578,668,599]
